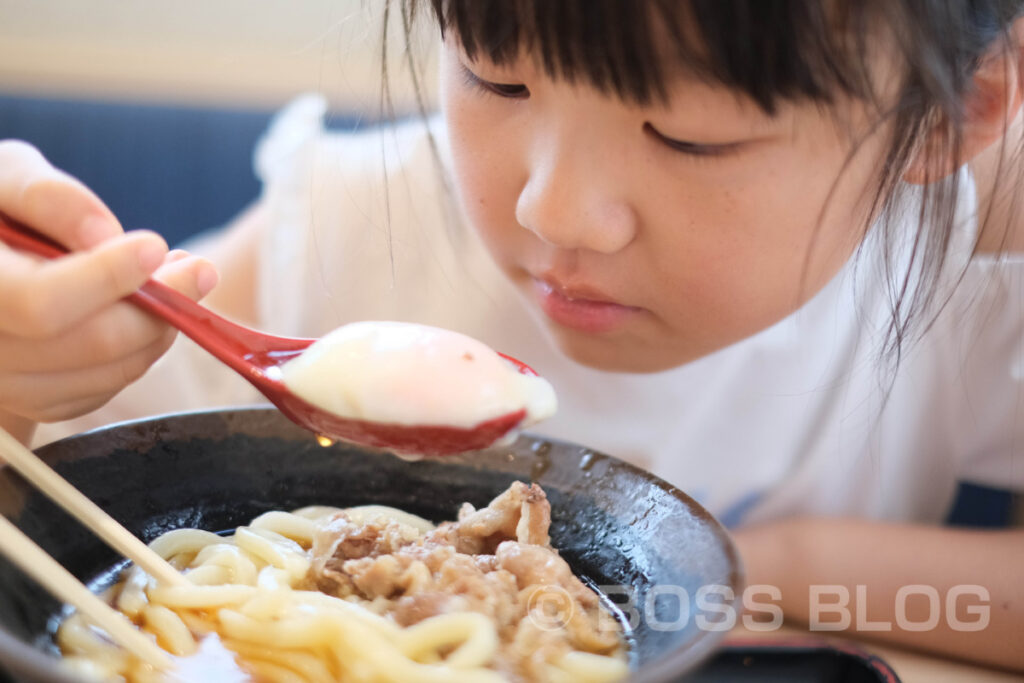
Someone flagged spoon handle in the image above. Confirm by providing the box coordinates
[0,214,311,375]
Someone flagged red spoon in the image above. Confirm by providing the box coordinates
[0,215,536,456]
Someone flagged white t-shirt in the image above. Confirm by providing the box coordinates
[38,95,1024,527]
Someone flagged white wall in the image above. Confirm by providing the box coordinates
[0,0,439,112]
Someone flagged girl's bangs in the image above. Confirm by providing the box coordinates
[417,0,882,113]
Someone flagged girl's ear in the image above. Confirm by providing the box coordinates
[903,21,1024,185]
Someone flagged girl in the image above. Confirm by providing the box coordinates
[1,0,1022,671]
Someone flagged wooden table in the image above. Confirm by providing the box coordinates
[727,624,1023,682]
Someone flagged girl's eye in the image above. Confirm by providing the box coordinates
[460,64,530,99]
[643,122,734,157]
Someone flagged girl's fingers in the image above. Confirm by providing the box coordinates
[0,140,122,250]
[152,253,219,299]
[0,255,218,372]
[0,336,179,421]
[0,309,176,374]
[0,230,168,337]
[164,249,191,264]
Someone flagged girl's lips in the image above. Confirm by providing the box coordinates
[532,279,641,333]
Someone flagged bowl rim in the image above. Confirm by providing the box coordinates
[0,406,744,683]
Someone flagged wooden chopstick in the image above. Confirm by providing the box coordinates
[0,428,186,587]
[0,514,171,668]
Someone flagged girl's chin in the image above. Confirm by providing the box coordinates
[541,325,695,374]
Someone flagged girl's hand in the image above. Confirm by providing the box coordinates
[734,518,1024,672]
[0,140,218,432]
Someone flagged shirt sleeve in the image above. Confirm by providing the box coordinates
[947,256,1024,490]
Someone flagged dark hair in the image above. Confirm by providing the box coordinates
[394,0,1024,365]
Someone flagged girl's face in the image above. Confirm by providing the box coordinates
[441,38,891,372]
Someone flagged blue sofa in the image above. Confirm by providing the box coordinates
[0,93,282,245]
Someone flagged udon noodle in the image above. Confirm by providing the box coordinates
[57,482,628,682]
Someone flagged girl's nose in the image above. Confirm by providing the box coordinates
[514,154,637,254]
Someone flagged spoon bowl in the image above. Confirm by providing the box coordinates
[0,215,536,455]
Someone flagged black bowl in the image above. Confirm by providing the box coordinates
[0,407,742,682]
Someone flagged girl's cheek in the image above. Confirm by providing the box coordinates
[444,103,525,243]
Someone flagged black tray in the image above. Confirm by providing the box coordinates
[685,640,900,682]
